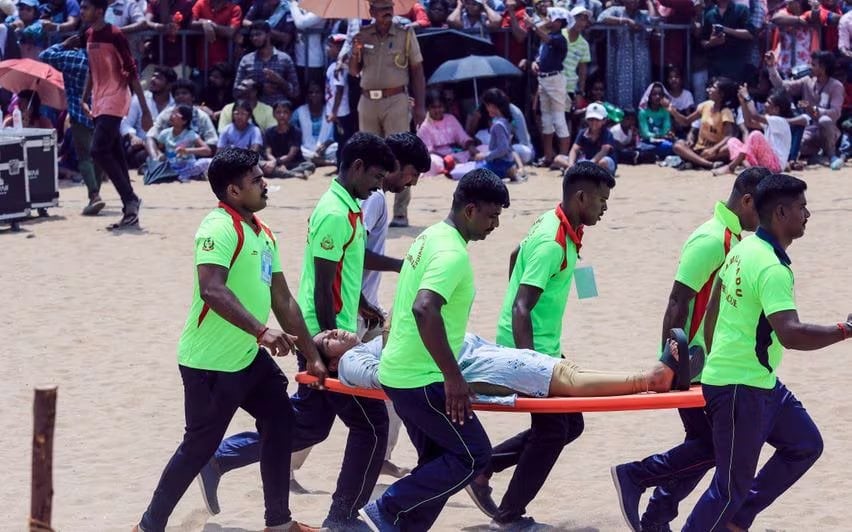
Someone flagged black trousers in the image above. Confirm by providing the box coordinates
[91,115,137,207]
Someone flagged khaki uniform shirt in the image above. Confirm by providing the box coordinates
[357,23,423,91]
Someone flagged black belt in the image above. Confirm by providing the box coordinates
[538,71,562,78]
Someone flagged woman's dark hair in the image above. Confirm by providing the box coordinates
[173,104,193,128]
[648,82,666,108]
[231,100,254,123]
[17,89,41,118]
[811,51,836,77]
[272,99,294,112]
[425,89,444,109]
[767,89,793,119]
[208,147,260,200]
[713,77,739,111]
[481,88,512,122]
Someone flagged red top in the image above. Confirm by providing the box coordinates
[86,24,137,118]
[192,0,243,68]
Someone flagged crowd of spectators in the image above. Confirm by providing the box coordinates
[1,0,850,186]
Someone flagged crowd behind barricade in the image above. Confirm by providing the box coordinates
[0,0,850,208]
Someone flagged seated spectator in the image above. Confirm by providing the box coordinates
[218,78,276,134]
[293,81,336,167]
[767,50,843,165]
[149,104,213,182]
[143,0,194,71]
[8,0,47,59]
[473,87,520,181]
[104,0,146,33]
[772,0,842,53]
[235,21,300,106]
[611,109,656,165]
[218,100,263,152]
[448,0,501,31]
[40,0,81,34]
[572,76,608,133]
[122,65,177,169]
[262,99,316,179]
[325,33,354,165]
[556,102,617,174]
[667,77,738,170]
[3,89,53,128]
[427,0,451,28]
[598,0,652,109]
[468,93,535,166]
[199,63,235,126]
[714,87,793,175]
[191,0,242,71]
[147,79,219,155]
[418,89,479,176]
[638,82,676,159]
[770,0,819,78]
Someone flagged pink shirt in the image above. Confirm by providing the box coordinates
[417,114,472,156]
[86,24,138,118]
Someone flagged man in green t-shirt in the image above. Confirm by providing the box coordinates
[466,161,614,528]
[612,167,771,532]
[682,174,852,531]
[135,148,327,532]
[200,134,398,530]
[359,169,511,531]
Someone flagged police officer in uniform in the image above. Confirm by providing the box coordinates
[350,0,426,228]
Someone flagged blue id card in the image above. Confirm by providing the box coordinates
[261,250,273,285]
[574,264,598,299]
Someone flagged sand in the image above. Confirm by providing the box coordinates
[3,164,852,531]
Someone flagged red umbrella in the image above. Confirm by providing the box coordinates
[0,58,67,110]
[300,0,417,19]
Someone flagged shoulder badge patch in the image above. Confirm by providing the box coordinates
[320,235,334,251]
[202,237,215,251]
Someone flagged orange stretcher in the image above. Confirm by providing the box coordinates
[294,373,706,413]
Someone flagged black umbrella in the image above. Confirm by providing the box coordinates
[427,55,523,105]
[416,29,496,80]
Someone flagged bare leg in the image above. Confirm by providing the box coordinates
[714,153,745,176]
[673,140,715,169]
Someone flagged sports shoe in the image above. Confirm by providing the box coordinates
[611,464,644,532]
[197,458,221,515]
[488,516,542,530]
[830,156,845,171]
[264,521,326,532]
[358,501,399,532]
[464,481,499,518]
[82,196,105,216]
[321,517,372,531]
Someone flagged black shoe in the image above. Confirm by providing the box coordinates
[464,481,499,518]
[388,218,408,228]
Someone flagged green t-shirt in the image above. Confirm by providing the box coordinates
[378,221,475,389]
[673,201,742,355]
[298,179,365,336]
[178,204,282,372]
[495,206,580,357]
[638,106,672,140]
[701,230,797,390]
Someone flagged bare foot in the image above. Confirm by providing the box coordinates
[647,338,679,392]
[712,164,732,176]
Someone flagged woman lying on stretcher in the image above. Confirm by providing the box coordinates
[313,328,701,398]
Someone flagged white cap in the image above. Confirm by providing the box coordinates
[569,5,592,18]
[585,102,608,121]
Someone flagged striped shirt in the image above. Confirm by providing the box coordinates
[561,32,590,94]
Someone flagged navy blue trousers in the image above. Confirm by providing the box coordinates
[140,349,292,531]
[377,383,492,531]
[215,356,389,522]
[683,380,823,531]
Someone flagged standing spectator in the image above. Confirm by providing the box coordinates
[0,2,22,64]
[350,0,426,228]
[150,104,213,181]
[262,99,316,179]
[294,82,336,167]
[496,0,530,77]
[199,63,235,125]
[770,1,818,78]
[218,100,264,152]
[840,9,852,60]
[144,0,194,71]
[324,34,353,165]
[668,77,739,170]
[772,0,842,53]
[219,78,276,134]
[122,65,176,169]
[104,0,146,32]
[532,6,572,166]
[8,0,47,59]
[40,33,103,215]
[599,0,652,110]
[563,6,592,101]
[426,0,451,27]
[448,0,501,31]
[148,79,220,152]
[40,0,81,33]
[556,102,617,174]
[701,0,756,83]
[235,21,300,105]
[289,0,326,86]
[565,0,603,20]
[243,0,296,53]
[81,0,152,230]
[647,0,696,70]
[191,0,242,70]
[767,50,843,165]
[400,2,431,29]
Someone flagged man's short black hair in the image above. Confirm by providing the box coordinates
[452,168,510,210]
[250,20,271,33]
[732,166,772,197]
[562,161,616,198]
[152,65,178,84]
[86,0,108,11]
[385,132,431,174]
[208,147,260,200]
[339,132,397,174]
[754,173,807,226]
[812,51,836,77]
[171,79,197,100]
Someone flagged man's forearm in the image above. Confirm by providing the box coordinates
[365,249,403,272]
[511,310,535,351]
[272,293,322,363]
[661,298,690,351]
[314,287,338,331]
[414,305,464,379]
[203,285,267,336]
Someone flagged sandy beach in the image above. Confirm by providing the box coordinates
[3,164,851,531]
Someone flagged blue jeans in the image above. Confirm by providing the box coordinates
[215,354,389,523]
[683,380,823,531]
[140,349,293,531]
[377,383,492,531]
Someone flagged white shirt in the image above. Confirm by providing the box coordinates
[763,115,792,169]
[105,0,145,28]
[360,190,388,308]
[290,3,326,68]
[121,90,174,139]
[325,63,350,118]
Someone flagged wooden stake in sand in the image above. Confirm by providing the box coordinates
[30,387,57,532]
